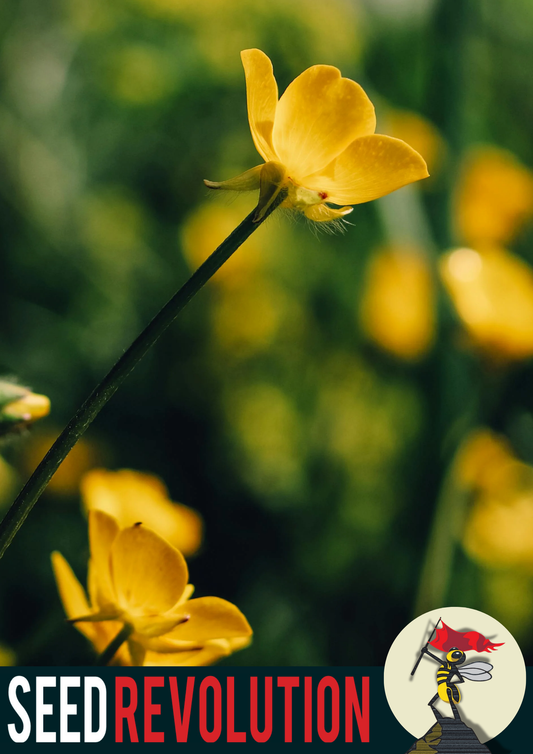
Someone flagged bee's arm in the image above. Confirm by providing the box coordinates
[421,647,442,664]
[451,670,465,684]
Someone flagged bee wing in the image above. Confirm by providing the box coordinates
[460,662,493,681]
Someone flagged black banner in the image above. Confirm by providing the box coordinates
[0,667,529,749]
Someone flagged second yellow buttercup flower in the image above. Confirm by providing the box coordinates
[205,49,429,222]
[52,510,252,666]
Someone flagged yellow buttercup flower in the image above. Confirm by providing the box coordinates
[181,200,266,289]
[360,245,435,360]
[0,380,50,437]
[387,108,445,179]
[455,146,533,247]
[205,49,429,222]
[25,432,100,497]
[440,246,533,361]
[455,429,516,493]
[52,510,252,666]
[457,430,533,570]
[0,642,16,666]
[81,468,202,557]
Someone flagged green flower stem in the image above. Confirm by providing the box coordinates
[413,461,470,616]
[96,624,133,666]
[0,195,285,560]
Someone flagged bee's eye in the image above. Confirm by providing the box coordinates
[452,651,461,659]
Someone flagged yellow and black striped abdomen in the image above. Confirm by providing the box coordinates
[437,662,461,704]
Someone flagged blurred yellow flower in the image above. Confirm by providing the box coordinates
[457,429,533,570]
[360,245,435,360]
[0,456,17,509]
[440,246,533,361]
[0,381,50,436]
[455,429,516,493]
[455,146,533,247]
[387,108,445,179]
[0,642,16,666]
[181,201,265,289]
[212,280,306,357]
[52,511,252,666]
[464,492,533,570]
[81,469,202,557]
[24,432,101,497]
[205,49,428,222]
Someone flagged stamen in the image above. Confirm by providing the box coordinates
[319,191,328,200]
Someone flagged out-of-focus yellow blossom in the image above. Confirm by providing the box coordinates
[440,246,533,361]
[455,146,533,247]
[212,280,306,357]
[360,245,435,360]
[464,491,533,570]
[25,432,100,497]
[0,381,50,436]
[205,49,428,223]
[181,201,266,289]
[387,109,445,179]
[0,642,16,666]
[52,511,252,666]
[457,429,533,570]
[81,469,202,557]
[455,429,516,493]
[0,456,17,509]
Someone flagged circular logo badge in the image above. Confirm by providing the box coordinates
[384,606,526,744]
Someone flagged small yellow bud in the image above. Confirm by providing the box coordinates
[3,393,51,422]
[0,380,51,435]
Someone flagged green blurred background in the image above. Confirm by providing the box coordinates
[2,0,533,667]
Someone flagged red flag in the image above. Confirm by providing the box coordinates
[429,621,504,653]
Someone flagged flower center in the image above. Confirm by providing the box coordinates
[287,179,328,209]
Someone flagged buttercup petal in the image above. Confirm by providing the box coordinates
[88,510,119,608]
[164,597,252,643]
[132,614,190,638]
[51,552,92,625]
[144,640,232,667]
[111,523,188,616]
[241,49,278,163]
[51,552,127,658]
[272,65,376,180]
[304,134,429,205]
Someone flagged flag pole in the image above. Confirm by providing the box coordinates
[411,616,442,676]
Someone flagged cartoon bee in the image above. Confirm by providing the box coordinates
[420,645,493,710]
[411,617,501,721]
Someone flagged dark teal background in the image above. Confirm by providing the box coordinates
[0,667,529,750]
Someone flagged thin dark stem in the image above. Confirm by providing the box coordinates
[96,624,133,666]
[0,195,284,559]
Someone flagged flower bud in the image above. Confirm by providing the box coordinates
[0,380,51,436]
